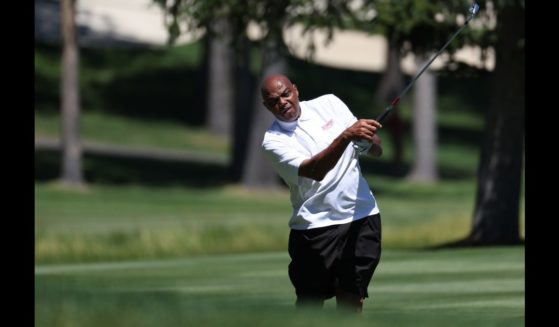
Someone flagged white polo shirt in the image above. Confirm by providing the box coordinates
[261,94,380,230]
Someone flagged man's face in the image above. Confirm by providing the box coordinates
[261,78,300,122]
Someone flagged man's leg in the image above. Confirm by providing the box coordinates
[295,295,325,309]
[288,226,338,310]
[336,214,382,314]
[335,287,363,313]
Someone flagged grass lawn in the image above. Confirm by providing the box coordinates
[35,110,229,155]
[35,247,524,327]
[35,179,524,264]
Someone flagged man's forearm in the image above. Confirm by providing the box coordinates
[298,133,351,181]
[299,119,382,181]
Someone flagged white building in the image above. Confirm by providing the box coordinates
[35,0,494,73]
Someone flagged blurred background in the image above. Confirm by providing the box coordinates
[35,0,525,326]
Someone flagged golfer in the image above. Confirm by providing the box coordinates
[260,74,383,313]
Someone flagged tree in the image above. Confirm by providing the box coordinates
[241,40,287,188]
[408,53,439,182]
[206,18,234,138]
[357,0,524,244]
[468,1,524,245]
[60,0,83,186]
[240,0,290,188]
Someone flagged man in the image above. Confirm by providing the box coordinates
[260,74,383,313]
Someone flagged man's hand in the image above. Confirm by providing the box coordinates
[343,119,382,143]
[347,120,383,157]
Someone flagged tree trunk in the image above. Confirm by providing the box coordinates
[468,4,524,245]
[231,36,254,181]
[408,54,438,183]
[60,0,83,186]
[207,17,233,138]
[240,39,286,189]
[374,41,405,167]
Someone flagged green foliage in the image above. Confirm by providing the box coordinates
[358,0,485,53]
[154,0,502,55]
[153,0,358,59]
[353,0,501,68]
[151,0,525,73]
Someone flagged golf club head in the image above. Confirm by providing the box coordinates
[468,2,480,20]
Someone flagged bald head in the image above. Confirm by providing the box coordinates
[260,74,300,122]
[261,74,294,97]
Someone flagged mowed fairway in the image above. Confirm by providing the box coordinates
[35,246,524,327]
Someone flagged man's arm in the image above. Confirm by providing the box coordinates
[299,119,382,181]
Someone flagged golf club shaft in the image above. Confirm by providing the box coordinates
[376,2,479,123]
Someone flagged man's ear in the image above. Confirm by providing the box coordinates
[293,84,299,97]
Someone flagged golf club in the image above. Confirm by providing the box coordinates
[355,2,480,153]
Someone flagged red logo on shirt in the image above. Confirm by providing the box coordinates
[322,119,334,130]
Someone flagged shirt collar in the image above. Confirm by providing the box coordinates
[277,118,298,132]
[276,103,307,131]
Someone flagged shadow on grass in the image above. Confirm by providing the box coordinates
[35,150,232,188]
[429,237,525,249]
[35,147,476,189]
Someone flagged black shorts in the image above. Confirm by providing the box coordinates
[288,214,381,300]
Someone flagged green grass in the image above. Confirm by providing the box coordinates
[35,183,291,263]
[35,110,229,154]
[35,247,525,327]
[35,179,524,264]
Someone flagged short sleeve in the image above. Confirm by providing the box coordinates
[262,137,307,186]
[326,94,357,128]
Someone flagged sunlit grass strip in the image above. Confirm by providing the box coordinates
[35,225,289,264]
[35,215,471,264]
[35,111,228,154]
[383,214,471,248]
